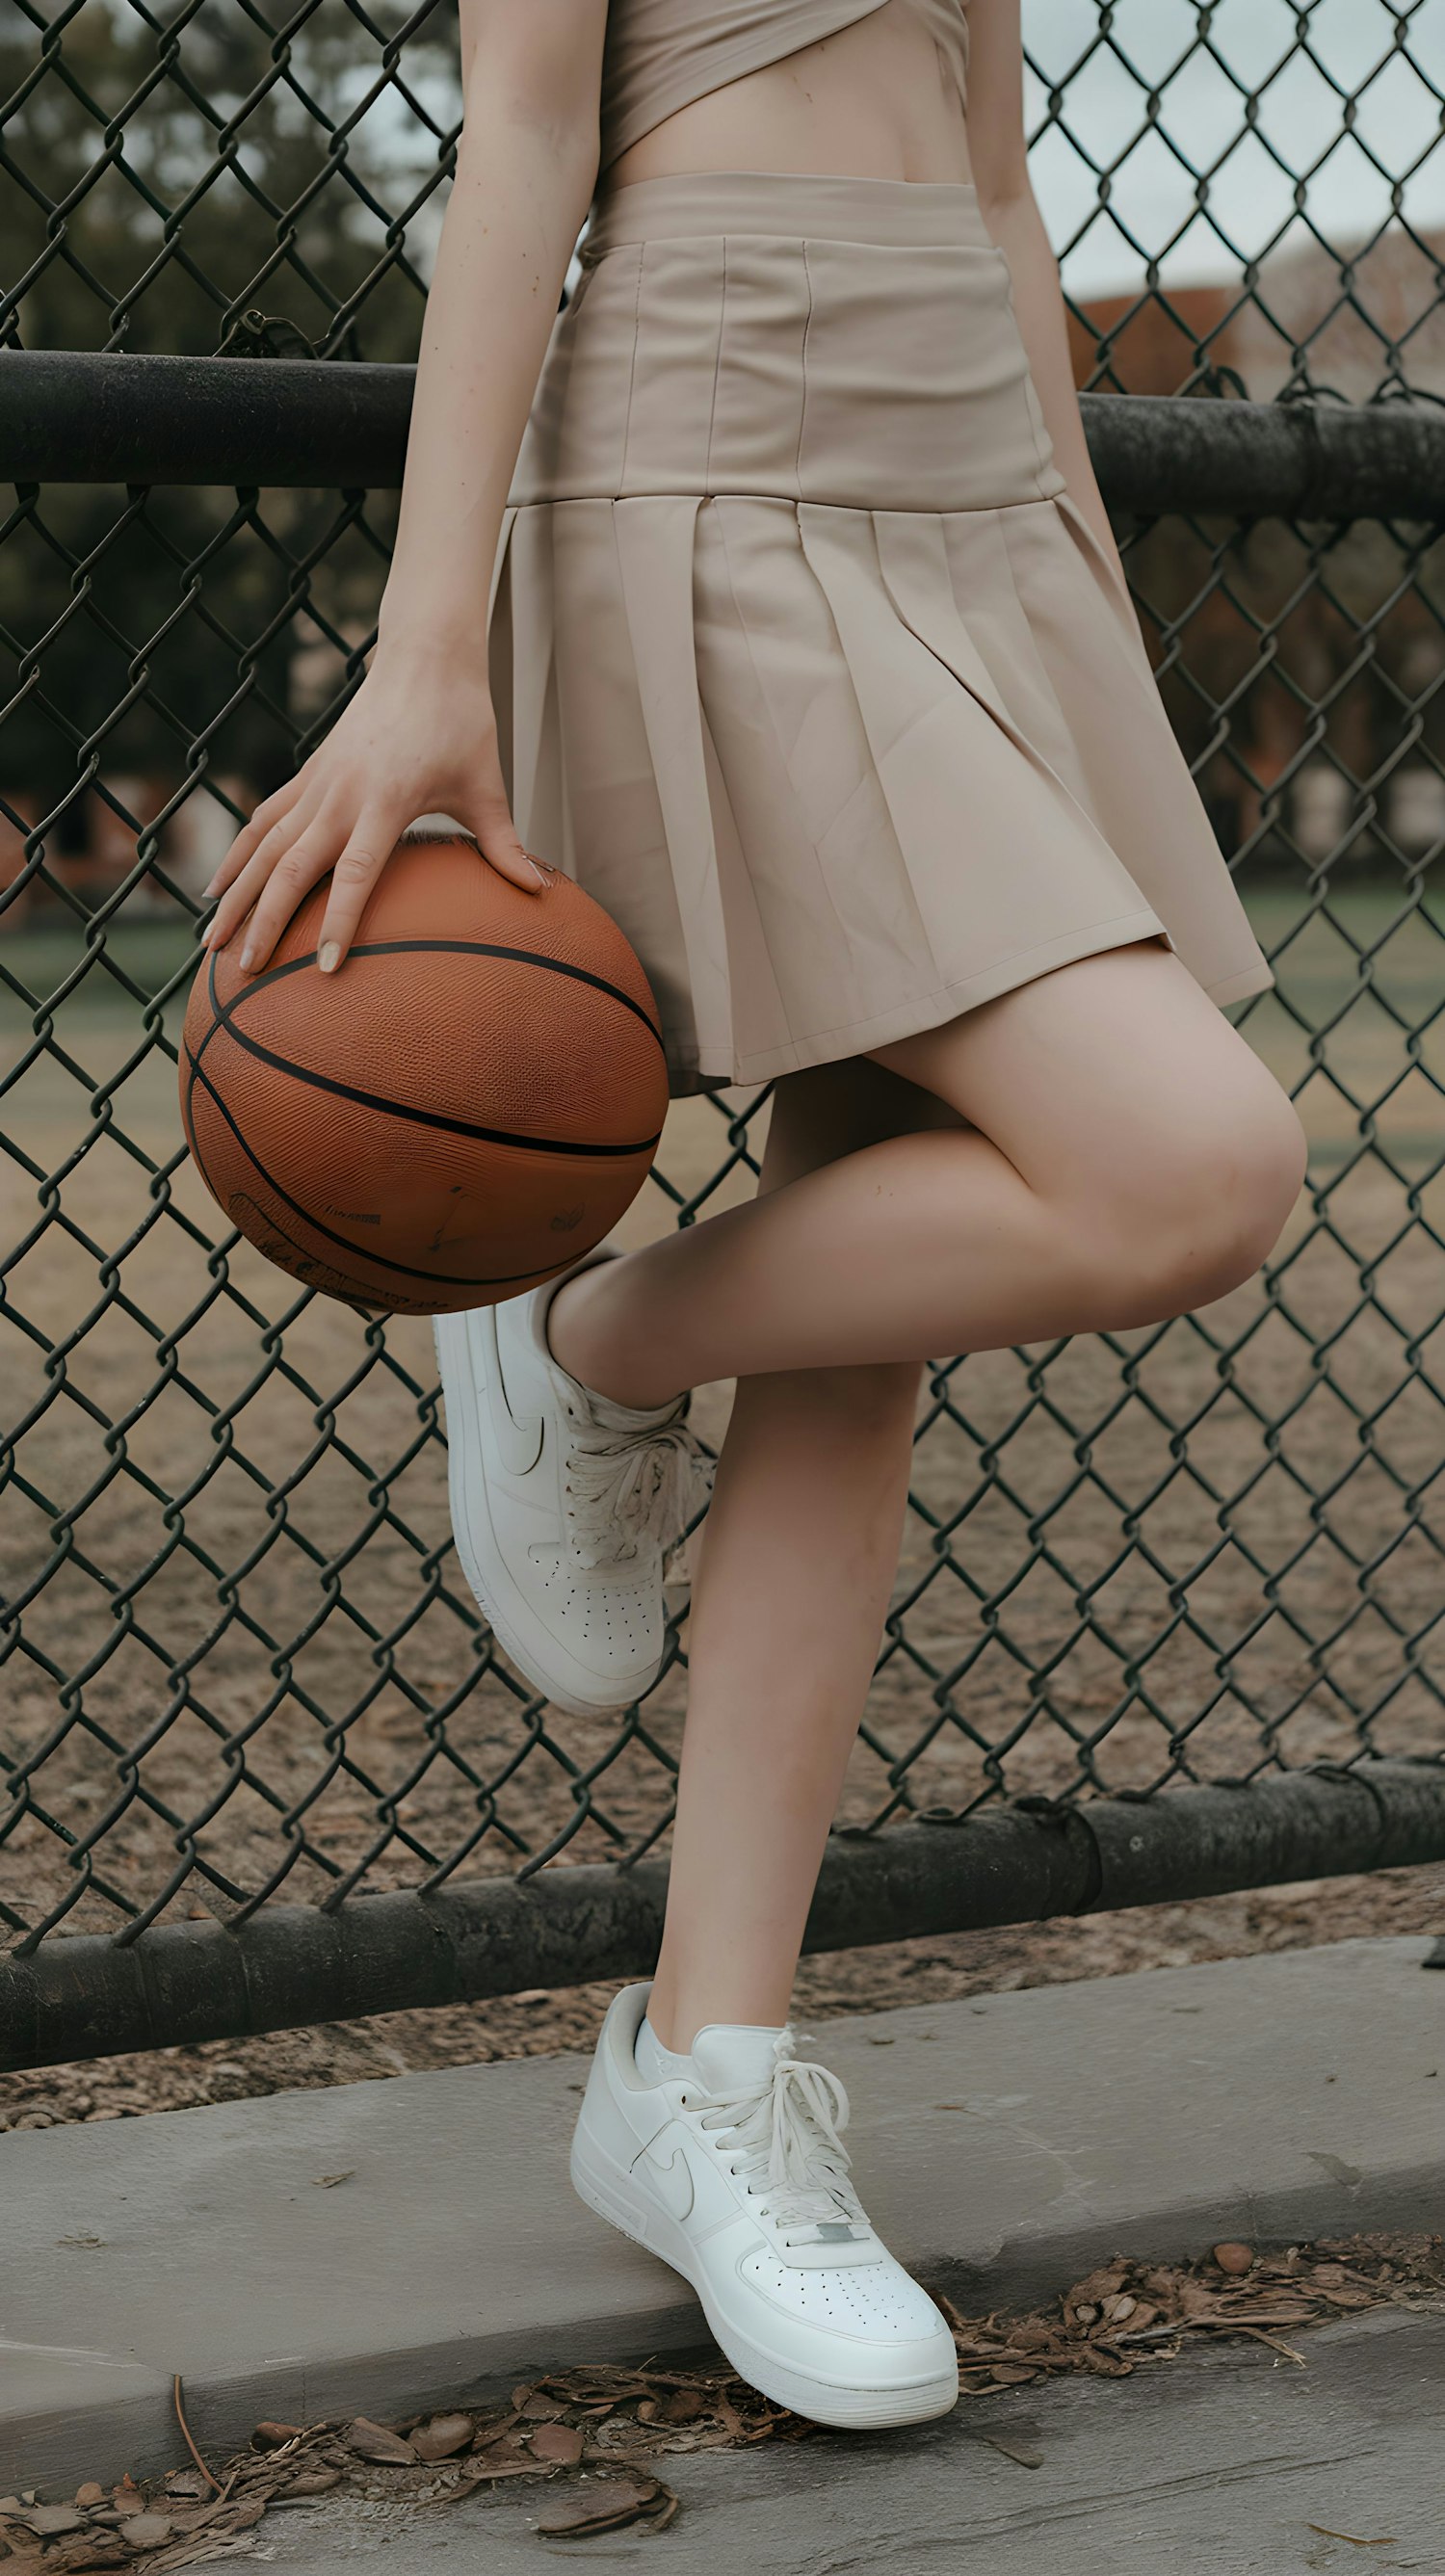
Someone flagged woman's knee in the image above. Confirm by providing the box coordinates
[885,948,1307,1324]
[1085,1082,1307,1316]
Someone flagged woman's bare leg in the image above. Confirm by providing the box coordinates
[550,941,1305,1407]
[584,944,1306,2053]
[644,1063,962,2050]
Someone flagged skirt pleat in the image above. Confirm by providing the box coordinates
[489,171,1273,1093]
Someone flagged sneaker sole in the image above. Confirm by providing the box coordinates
[569,2126,959,2432]
[434,1310,663,1722]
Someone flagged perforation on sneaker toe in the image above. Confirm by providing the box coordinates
[738,2249,947,2342]
[528,1549,654,1660]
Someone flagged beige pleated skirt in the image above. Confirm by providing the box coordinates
[489,170,1274,1094]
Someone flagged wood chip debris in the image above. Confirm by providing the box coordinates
[407,2414,475,2463]
[2,2232,1436,2564]
[342,2418,416,2465]
[937,2231,1442,2395]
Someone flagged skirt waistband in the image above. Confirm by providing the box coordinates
[581,168,995,260]
[513,168,1064,515]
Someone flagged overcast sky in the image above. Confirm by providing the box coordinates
[1025,0,1445,293]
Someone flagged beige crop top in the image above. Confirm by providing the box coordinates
[599,0,969,173]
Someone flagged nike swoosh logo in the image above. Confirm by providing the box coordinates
[483,1308,544,1477]
[642,2139,694,2223]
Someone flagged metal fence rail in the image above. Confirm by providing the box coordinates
[6,354,1445,515]
[7,1762,1443,2071]
[4,3,1445,2071]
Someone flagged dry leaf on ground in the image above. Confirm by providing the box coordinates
[535,2471,672,2537]
[457,2435,549,2484]
[342,2419,415,2465]
[528,2424,584,2467]
[407,2415,474,2462]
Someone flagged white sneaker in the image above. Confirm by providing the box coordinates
[434,1251,713,1718]
[569,1982,959,2430]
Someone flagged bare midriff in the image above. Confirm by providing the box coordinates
[606,0,974,192]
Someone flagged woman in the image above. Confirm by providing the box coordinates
[202,0,1305,2430]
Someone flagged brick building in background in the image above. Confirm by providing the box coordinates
[1065,225,1445,875]
[1068,222,1445,407]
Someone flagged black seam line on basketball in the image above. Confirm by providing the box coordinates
[218,937,664,1048]
[213,1008,662,1160]
[181,950,238,1160]
[180,952,226,1154]
[187,1053,570,1293]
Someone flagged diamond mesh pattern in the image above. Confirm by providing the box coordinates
[3,3,1444,1962]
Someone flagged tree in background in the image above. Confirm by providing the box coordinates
[0,0,463,879]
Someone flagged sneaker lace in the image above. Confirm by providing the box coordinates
[564,1399,715,1573]
[696,2030,866,2234]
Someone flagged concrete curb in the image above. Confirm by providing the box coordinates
[5,1936,1440,2491]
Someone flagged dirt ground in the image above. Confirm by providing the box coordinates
[3,1854,1440,2132]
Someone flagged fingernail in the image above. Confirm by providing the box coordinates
[201,875,220,899]
[239,943,256,972]
[318,941,340,974]
[527,857,553,890]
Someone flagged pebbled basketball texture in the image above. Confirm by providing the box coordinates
[179,832,670,1314]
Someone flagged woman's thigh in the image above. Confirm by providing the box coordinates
[757,1053,969,1196]
[868,940,1304,1225]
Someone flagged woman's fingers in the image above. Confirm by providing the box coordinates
[464,776,548,895]
[314,809,406,972]
[204,778,304,904]
[201,795,325,953]
[313,791,544,975]
[196,693,546,982]
[235,800,354,973]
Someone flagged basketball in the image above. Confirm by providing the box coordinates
[179,831,670,1315]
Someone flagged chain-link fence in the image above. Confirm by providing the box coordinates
[4,2,1445,2063]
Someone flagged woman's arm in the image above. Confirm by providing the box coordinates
[378,0,605,657]
[965,0,1128,588]
[203,1,607,977]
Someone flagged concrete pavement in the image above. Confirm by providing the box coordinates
[251,2308,1445,2576]
[4,1935,1440,2493]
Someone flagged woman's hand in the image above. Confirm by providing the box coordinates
[200,644,546,977]
[198,8,607,983]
